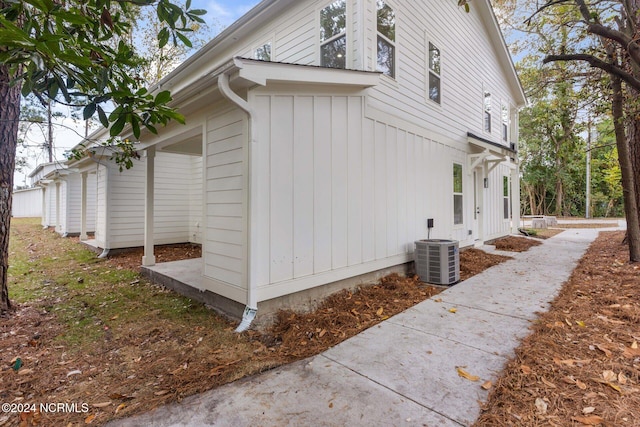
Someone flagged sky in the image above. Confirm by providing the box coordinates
[15,0,262,187]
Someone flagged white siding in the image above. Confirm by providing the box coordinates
[189,0,517,158]
[106,159,145,248]
[42,182,57,228]
[61,173,97,235]
[96,152,201,249]
[203,107,247,301]
[155,152,195,244]
[65,174,81,234]
[58,180,67,233]
[250,88,480,302]
[95,165,108,248]
[189,156,203,244]
[12,188,42,218]
[364,0,518,146]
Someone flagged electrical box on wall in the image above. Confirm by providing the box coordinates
[427,218,434,229]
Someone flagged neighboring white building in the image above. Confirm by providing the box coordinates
[12,187,42,218]
[69,0,526,325]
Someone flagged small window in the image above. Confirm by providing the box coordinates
[484,90,492,133]
[255,42,272,61]
[428,42,441,104]
[503,176,510,219]
[453,163,463,225]
[501,103,508,142]
[376,1,395,78]
[320,0,347,69]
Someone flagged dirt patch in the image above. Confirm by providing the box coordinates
[475,231,640,426]
[1,221,535,426]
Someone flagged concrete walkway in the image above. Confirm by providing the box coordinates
[107,229,601,427]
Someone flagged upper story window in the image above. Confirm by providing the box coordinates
[376,1,395,78]
[320,0,347,69]
[428,42,441,103]
[483,90,492,133]
[501,103,509,142]
[255,42,272,61]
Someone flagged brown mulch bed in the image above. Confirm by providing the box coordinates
[460,248,512,280]
[493,236,542,252]
[475,230,640,426]
[0,224,542,427]
[104,243,202,271]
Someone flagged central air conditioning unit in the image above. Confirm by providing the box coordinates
[414,239,460,285]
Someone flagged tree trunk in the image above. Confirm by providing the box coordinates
[0,64,22,313]
[611,76,640,262]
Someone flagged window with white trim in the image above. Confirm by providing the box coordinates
[376,0,395,78]
[453,163,463,225]
[428,42,441,104]
[320,0,347,69]
[501,103,509,142]
[254,42,272,61]
[483,90,492,133]
[503,175,510,219]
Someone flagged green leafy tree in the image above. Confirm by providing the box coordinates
[526,0,640,261]
[0,0,206,313]
[493,0,638,260]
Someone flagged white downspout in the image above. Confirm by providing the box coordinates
[217,72,258,332]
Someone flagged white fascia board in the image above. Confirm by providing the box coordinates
[233,57,381,88]
[477,0,526,107]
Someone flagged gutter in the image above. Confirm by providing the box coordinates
[217,72,258,333]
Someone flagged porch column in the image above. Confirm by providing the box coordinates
[142,146,156,266]
[80,172,88,241]
[55,181,61,232]
[41,187,46,227]
[511,164,520,233]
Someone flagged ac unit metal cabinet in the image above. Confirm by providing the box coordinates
[414,239,460,285]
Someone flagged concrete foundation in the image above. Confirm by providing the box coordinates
[141,258,413,330]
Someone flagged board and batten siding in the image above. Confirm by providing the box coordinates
[202,107,248,303]
[12,187,42,218]
[249,88,475,302]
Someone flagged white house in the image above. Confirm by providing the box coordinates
[28,162,63,229]
[77,0,526,327]
[11,187,42,218]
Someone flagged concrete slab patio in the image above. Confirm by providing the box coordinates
[107,228,603,427]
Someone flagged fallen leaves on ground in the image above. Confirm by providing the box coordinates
[475,231,640,426]
[0,219,543,426]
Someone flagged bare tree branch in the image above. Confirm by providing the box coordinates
[524,0,572,25]
[586,23,640,66]
[544,53,640,91]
